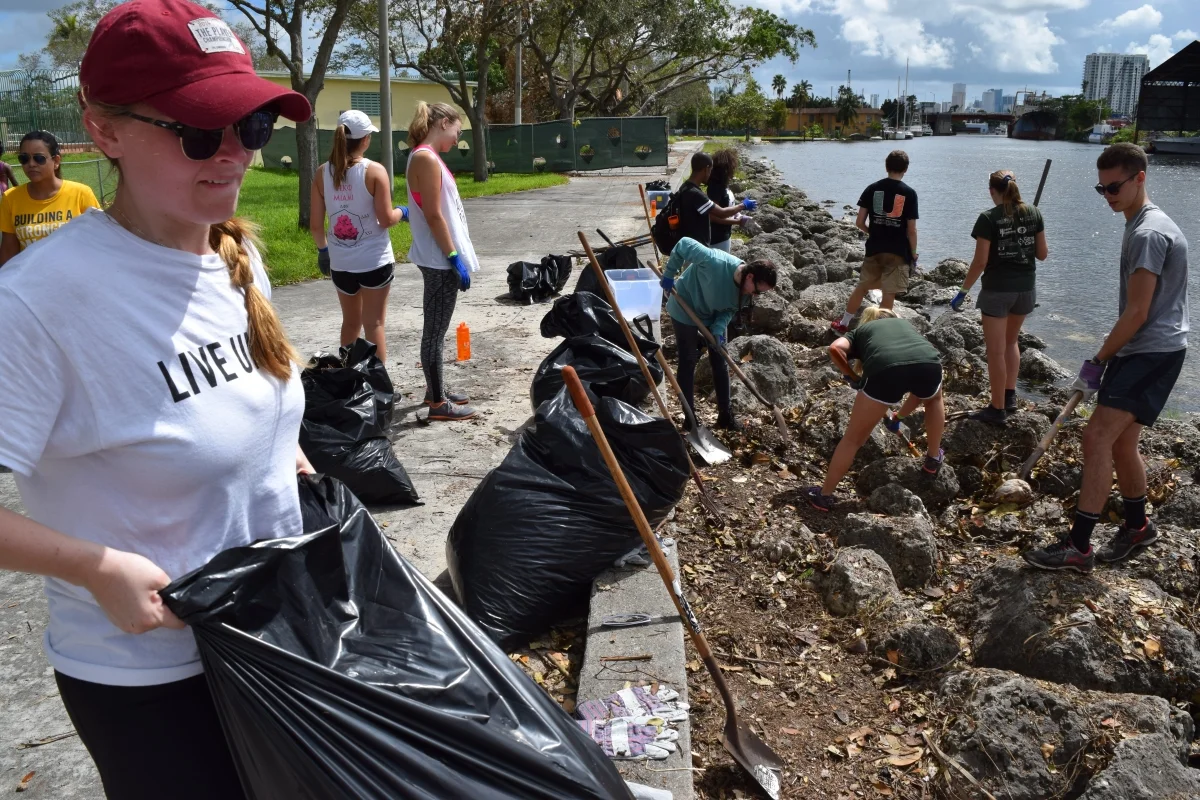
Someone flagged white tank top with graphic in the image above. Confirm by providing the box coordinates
[405,144,480,273]
[322,159,395,274]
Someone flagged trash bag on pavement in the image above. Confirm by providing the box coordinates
[161,474,632,800]
[574,244,638,297]
[447,385,689,647]
[507,254,573,303]
[539,291,652,351]
[300,344,419,506]
[529,333,662,413]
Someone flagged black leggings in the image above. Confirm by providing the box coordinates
[419,266,460,402]
[55,671,245,800]
[674,321,731,416]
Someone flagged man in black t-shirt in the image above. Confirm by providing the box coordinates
[831,150,919,333]
[674,152,752,246]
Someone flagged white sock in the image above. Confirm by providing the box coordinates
[839,311,853,326]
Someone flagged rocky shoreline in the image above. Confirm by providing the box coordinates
[671,153,1200,798]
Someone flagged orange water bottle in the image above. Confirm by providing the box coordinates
[650,199,657,217]
[456,322,471,361]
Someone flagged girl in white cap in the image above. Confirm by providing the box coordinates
[310,109,405,360]
[0,0,312,796]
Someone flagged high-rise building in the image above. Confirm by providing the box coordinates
[952,82,966,110]
[990,88,1004,112]
[1083,52,1149,116]
[1001,95,1015,112]
[981,89,998,113]
[870,93,880,108]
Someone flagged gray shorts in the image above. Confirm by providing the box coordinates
[977,288,1035,318]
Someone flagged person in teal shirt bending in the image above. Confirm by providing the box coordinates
[660,237,778,430]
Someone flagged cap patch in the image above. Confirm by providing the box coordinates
[187,18,245,55]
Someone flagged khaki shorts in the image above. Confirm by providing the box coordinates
[856,253,910,294]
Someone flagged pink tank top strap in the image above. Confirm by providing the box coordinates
[408,143,453,209]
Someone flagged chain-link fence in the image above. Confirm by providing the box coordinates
[0,69,86,151]
[59,158,118,205]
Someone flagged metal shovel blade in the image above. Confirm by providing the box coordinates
[687,424,733,465]
[724,718,784,799]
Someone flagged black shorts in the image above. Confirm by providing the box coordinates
[331,263,395,295]
[861,362,943,405]
[1098,348,1186,427]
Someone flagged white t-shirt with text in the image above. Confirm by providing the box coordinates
[0,209,304,686]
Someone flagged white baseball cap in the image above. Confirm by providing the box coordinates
[338,109,379,138]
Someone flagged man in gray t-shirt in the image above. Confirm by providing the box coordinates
[1024,143,1188,574]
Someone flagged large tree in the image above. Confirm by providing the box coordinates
[835,84,859,131]
[724,76,771,141]
[523,0,813,119]
[225,0,356,228]
[771,73,786,100]
[788,79,811,109]
[335,0,523,182]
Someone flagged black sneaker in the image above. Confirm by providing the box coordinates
[969,405,1008,426]
[923,448,944,475]
[1097,520,1159,563]
[1021,539,1095,573]
[1004,389,1017,414]
[803,486,836,512]
[716,412,742,431]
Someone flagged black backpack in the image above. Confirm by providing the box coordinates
[651,191,683,255]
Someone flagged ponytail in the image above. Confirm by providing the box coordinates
[209,219,299,381]
[328,125,364,190]
[989,170,1026,220]
[407,101,461,147]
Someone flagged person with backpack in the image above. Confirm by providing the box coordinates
[310,109,406,361]
[1023,143,1188,573]
[831,150,918,333]
[659,236,778,431]
[805,307,945,511]
[0,1,315,796]
[949,170,1048,425]
[656,152,754,252]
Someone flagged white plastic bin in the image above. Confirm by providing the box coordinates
[605,268,663,322]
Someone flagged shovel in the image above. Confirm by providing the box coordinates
[560,365,784,799]
[1019,390,1083,480]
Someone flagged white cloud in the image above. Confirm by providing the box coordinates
[966,10,1066,73]
[821,0,955,68]
[1127,29,1195,67]
[1100,4,1163,31]
[1174,30,1198,42]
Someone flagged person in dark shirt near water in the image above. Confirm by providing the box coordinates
[707,148,744,252]
[832,150,919,333]
[675,152,754,246]
[950,170,1048,425]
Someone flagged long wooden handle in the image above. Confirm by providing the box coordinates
[562,365,714,661]
[1032,159,1052,207]
[655,349,701,430]
[1019,390,1082,479]
[638,184,662,265]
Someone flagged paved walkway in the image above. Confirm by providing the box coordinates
[0,145,692,798]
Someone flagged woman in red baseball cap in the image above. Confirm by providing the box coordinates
[0,1,312,797]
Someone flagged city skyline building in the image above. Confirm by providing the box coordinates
[951,82,966,110]
[1082,52,1149,116]
[870,93,880,108]
[981,89,998,113]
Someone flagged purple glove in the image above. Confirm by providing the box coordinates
[1072,359,1105,399]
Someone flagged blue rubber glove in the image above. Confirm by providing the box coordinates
[1072,358,1106,400]
[950,290,968,312]
[884,411,902,433]
[660,275,675,295]
[741,198,758,211]
[317,246,330,277]
[397,205,409,222]
[449,252,470,291]
[716,333,726,347]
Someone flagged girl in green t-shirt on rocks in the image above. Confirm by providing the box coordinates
[950,170,1048,425]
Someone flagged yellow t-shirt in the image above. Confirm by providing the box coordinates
[0,181,101,251]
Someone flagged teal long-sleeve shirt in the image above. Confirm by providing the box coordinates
[663,237,744,339]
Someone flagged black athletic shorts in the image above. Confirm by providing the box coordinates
[1098,348,1186,427]
[331,263,395,295]
[861,361,943,406]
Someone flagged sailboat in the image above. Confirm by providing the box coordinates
[884,79,907,139]
[904,60,922,137]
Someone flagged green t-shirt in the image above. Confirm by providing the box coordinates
[843,317,940,378]
[971,204,1044,292]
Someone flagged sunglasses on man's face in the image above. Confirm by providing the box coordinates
[125,107,279,161]
[17,153,49,165]
[1094,174,1138,196]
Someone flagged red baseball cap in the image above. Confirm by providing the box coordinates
[80,0,310,128]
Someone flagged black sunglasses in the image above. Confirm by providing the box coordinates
[1094,174,1138,196]
[17,153,49,165]
[125,107,279,161]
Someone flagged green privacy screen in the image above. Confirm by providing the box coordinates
[260,117,668,174]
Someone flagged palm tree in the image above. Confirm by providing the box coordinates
[835,85,859,130]
[772,74,787,100]
[53,14,79,42]
[789,79,811,109]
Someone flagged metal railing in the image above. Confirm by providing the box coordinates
[0,69,86,150]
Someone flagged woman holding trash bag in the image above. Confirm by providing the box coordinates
[949,170,1048,425]
[804,307,946,511]
[0,2,315,797]
[405,101,481,421]
[659,236,778,431]
[0,131,100,266]
[310,110,406,361]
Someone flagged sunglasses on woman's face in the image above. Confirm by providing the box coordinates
[1094,174,1137,196]
[17,153,49,165]
[125,108,279,161]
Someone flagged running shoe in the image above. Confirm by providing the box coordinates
[427,400,479,421]
[803,486,836,512]
[830,319,849,335]
[1021,539,1095,573]
[1097,519,1159,563]
[923,448,944,475]
[968,405,1008,426]
[1004,389,1018,414]
[427,390,470,405]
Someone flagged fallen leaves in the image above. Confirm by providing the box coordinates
[1143,637,1162,659]
[15,772,34,793]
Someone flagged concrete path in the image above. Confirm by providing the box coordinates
[0,144,694,798]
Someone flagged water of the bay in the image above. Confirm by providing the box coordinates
[747,137,1200,412]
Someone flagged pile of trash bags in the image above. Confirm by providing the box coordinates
[299,339,420,506]
[446,383,689,648]
[530,292,662,412]
[161,475,632,800]
[507,254,573,303]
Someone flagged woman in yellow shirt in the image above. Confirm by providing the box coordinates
[0,131,100,266]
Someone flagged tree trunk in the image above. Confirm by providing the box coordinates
[470,80,489,183]
[295,114,320,229]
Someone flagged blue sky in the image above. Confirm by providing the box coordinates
[1,0,1196,108]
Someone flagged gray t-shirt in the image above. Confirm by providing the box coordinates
[1118,203,1189,357]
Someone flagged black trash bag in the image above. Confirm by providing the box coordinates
[574,244,638,297]
[447,386,689,647]
[543,254,573,293]
[300,349,420,506]
[304,338,395,429]
[529,332,662,413]
[645,179,670,192]
[507,254,574,303]
[539,291,656,353]
[161,475,632,800]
